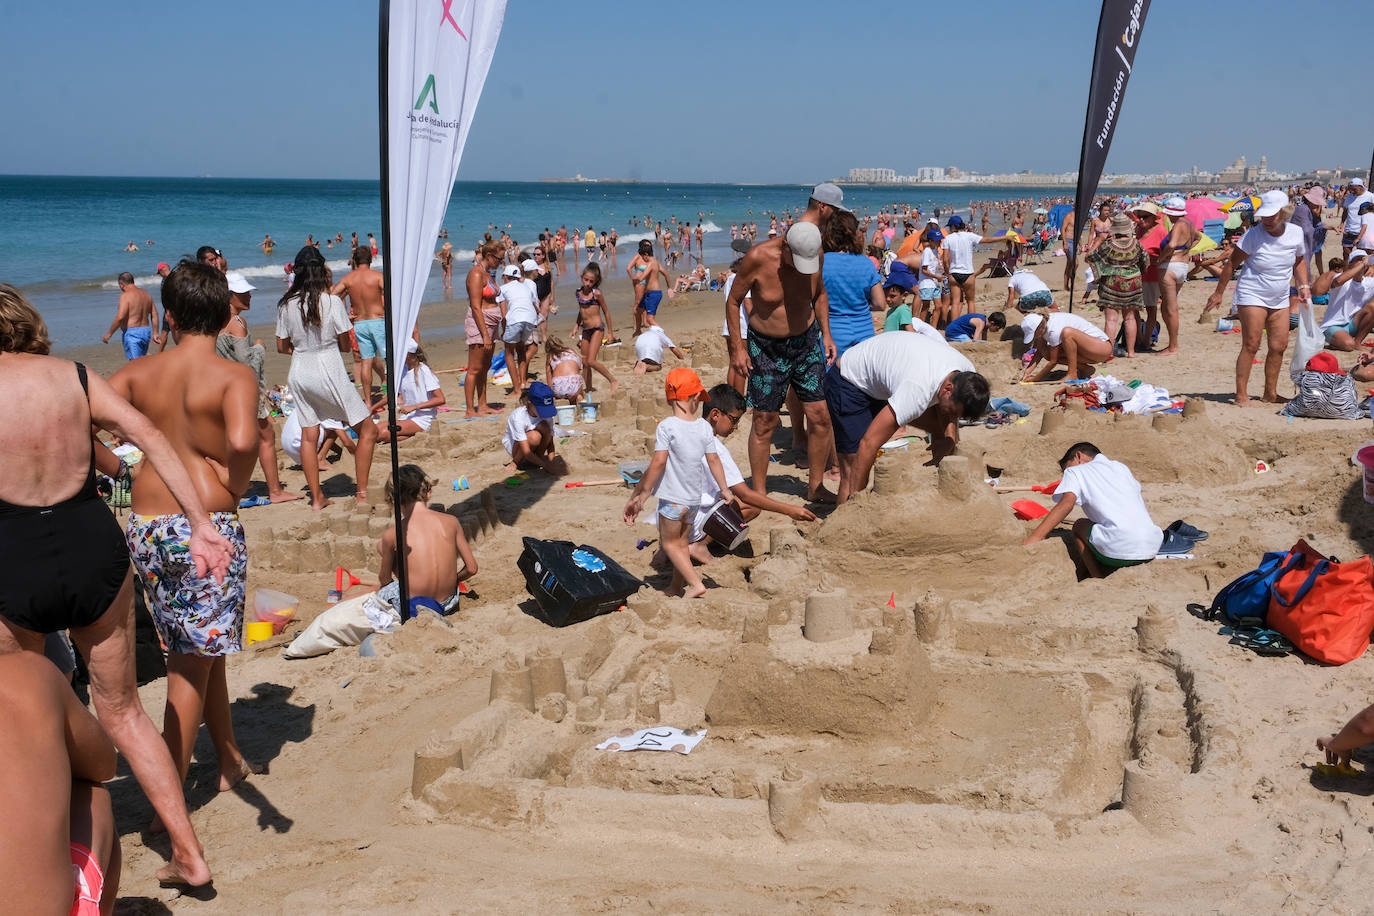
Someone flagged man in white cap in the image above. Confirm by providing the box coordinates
[1155,196,1198,355]
[725,221,838,504]
[331,245,388,399]
[1341,177,1374,258]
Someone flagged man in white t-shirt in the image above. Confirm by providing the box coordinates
[633,324,685,373]
[1341,177,1374,257]
[1006,269,1053,313]
[1318,250,1374,350]
[1021,442,1163,578]
[939,215,992,318]
[825,333,990,504]
[1023,311,1113,383]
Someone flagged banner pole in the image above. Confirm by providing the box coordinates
[1067,1,1112,314]
[377,0,410,622]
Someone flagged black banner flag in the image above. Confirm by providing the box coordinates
[1069,0,1151,308]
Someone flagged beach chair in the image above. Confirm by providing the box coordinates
[1202,218,1225,245]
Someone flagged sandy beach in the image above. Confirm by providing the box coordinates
[64,246,1374,914]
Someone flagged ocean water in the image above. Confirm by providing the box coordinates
[0,175,1082,347]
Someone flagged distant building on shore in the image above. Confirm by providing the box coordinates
[848,167,897,183]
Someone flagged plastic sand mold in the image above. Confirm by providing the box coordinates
[597,727,707,755]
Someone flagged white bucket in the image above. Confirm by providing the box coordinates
[556,404,576,425]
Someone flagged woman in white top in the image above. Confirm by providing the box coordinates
[276,246,377,508]
[1204,190,1311,406]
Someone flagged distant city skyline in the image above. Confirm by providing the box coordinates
[2,1,1368,183]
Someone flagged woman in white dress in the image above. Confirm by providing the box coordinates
[276,247,377,508]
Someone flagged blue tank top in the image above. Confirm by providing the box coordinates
[945,313,985,340]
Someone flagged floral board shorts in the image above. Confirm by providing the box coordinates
[127,511,247,656]
[745,321,826,413]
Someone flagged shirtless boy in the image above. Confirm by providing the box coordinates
[376,465,478,618]
[109,261,262,825]
[626,240,674,335]
[332,246,387,397]
[725,222,837,504]
[103,273,158,359]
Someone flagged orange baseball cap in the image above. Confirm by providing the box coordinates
[665,367,707,402]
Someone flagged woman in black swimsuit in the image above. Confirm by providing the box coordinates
[0,285,231,888]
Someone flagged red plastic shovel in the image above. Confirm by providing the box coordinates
[1011,499,1050,520]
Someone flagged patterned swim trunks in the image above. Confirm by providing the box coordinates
[126,511,247,656]
[745,321,826,413]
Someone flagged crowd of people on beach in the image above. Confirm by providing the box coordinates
[7,166,1374,911]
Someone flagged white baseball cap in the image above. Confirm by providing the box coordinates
[502,264,521,278]
[784,222,822,274]
[1021,313,1043,345]
[520,258,539,273]
[1348,176,1366,187]
[1255,189,1289,218]
[406,338,420,354]
[1161,196,1187,217]
[225,272,255,294]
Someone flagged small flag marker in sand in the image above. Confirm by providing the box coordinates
[887,592,897,609]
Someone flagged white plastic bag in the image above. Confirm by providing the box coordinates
[1291,301,1322,381]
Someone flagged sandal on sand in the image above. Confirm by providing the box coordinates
[1228,627,1295,657]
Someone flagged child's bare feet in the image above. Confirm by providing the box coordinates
[682,582,707,599]
[219,758,265,792]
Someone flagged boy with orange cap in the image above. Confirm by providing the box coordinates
[623,369,737,598]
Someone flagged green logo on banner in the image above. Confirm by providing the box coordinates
[414,74,439,114]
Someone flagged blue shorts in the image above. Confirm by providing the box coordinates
[354,317,387,360]
[1324,319,1360,342]
[824,363,885,455]
[122,326,151,359]
[639,290,663,315]
[945,333,973,343]
[503,321,537,345]
[918,287,939,301]
[1019,289,1053,311]
[657,501,695,522]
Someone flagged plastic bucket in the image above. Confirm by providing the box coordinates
[244,621,274,645]
[253,588,298,633]
[556,404,576,425]
[702,500,750,551]
[581,403,599,423]
[1357,446,1374,504]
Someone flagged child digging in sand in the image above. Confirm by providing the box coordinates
[502,381,567,476]
[624,369,737,598]
[1021,441,1163,578]
[376,464,477,617]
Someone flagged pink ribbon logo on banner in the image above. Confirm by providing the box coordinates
[440,0,467,39]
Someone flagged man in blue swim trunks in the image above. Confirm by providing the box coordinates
[332,246,388,398]
[726,221,838,504]
[103,272,158,359]
[628,239,674,336]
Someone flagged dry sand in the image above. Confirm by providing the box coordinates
[66,250,1374,914]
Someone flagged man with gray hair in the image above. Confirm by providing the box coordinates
[726,220,837,504]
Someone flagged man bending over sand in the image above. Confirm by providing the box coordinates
[825,333,989,504]
[377,465,477,618]
[726,222,838,504]
[1021,442,1163,578]
[110,261,263,815]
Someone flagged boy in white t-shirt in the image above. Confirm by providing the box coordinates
[502,381,566,476]
[624,369,735,598]
[497,263,540,391]
[633,324,686,373]
[1021,442,1164,578]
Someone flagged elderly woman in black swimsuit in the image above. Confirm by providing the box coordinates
[0,285,230,889]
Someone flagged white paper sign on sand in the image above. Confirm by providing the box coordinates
[597,727,707,755]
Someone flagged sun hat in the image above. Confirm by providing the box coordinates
[225,272,255,294]
[810,182,851,213]
[664,367,708,402]
[1255,189,1289,218]
[1303,187,1327,207]
[1109,214,1135,236]
[1161,197,1187,217]
[502,264,521,278]
[1350,249,1370,261]
[1130,201,1160,217]
[405,338,420,354]
[1020,312,1043,345]
[784,222,822,274]
[526,381,557,418]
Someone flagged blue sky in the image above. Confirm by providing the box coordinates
[2,0,1367,182]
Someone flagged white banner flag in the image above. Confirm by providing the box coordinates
[385,0,506,385]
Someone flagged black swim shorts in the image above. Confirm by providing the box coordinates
[746,321,826,413]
